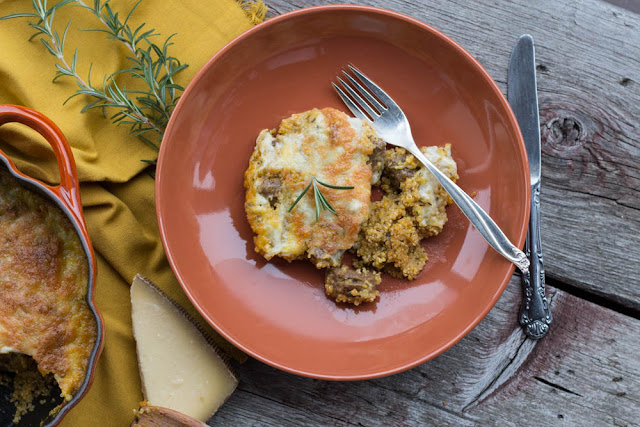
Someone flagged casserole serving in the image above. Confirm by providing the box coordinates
[0,105,103,426]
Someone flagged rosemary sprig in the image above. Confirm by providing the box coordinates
[73,0,142,56]
[1,0,187,160]
[73,0,187,138]
[288,177,354,220]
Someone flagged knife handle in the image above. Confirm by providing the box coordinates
[519,182,552,339]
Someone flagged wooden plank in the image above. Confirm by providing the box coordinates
[468,285,640,426]
[210,277,640,426]
[263,0,640,311]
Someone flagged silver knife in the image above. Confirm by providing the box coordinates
[507,35,552,339]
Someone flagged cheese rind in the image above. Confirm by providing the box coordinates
[130,275,238,422]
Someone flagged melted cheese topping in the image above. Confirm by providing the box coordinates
[0,168,96,401]
[244,108,377,267]
[407,144,459,236]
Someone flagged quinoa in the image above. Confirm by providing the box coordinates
[353,145,458,280]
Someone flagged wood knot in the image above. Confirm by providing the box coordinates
[544,117,584,149]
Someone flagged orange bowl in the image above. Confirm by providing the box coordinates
[156,5,530,379]
[0,105,104,424]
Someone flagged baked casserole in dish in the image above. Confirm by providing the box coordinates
[0,105,103,426]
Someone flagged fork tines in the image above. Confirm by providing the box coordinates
[333,65,392,122]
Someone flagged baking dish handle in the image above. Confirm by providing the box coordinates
[0,105,87,235]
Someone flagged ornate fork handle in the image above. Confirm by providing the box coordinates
[519,182,552,339]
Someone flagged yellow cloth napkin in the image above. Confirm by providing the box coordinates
[0,0,265,424]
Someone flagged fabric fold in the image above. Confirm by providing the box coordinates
[0,0,263,424]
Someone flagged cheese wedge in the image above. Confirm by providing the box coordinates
[130,275,238,422]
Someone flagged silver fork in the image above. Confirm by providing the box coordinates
[333,65,530,274]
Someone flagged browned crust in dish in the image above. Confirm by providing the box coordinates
[0,168,96,404]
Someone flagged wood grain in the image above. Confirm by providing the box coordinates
[210,278,640,426]
[264,0,640,312]
[604,0,640,14]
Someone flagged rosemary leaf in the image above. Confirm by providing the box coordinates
[137,134,159,150]
[54,63,73,75]
[315,178,354,190]
[80,99,103,113]
[289,176,352,220]
[76,27,112,34]
[61,21,71,49]
[120,0,141,29]
[288,180,312,213]
[312,180,322,221]
[317,189,338,216]
[39,38,57,55]
[0,13,39,20]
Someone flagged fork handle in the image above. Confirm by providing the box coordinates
[408,147,530,274]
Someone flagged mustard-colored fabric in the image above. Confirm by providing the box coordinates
[0,0,263,424]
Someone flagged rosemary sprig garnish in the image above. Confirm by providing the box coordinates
[1,0,187,161]
[289,177,354,220]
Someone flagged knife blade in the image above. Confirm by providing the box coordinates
[507,34,552,339]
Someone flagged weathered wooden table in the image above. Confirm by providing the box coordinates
[211,1,640,425]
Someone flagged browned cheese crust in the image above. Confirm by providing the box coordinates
[244,108,378,268]
[0,168,96,401]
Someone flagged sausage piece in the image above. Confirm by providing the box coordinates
[384,149,419,189]
[324,265,381,305]
[258,175,283,208]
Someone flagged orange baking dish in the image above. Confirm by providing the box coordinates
[0,105,103,426]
